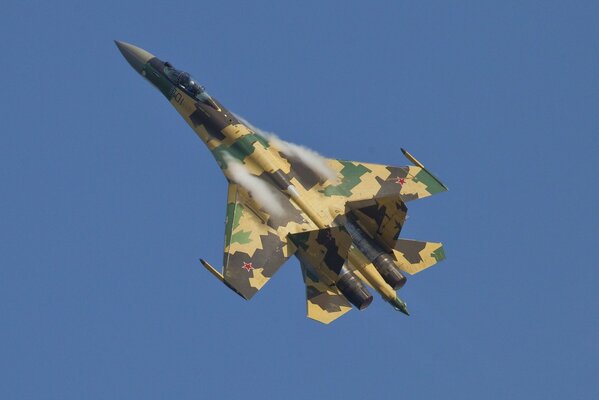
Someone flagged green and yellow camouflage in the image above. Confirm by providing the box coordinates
[300,261,352,324]
[116,40,448,323]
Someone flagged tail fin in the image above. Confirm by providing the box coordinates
[347,196,408,250]
[290,227,374,311]
[289,226,353,276]
[392,239,445,275]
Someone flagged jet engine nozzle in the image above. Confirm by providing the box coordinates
[336,270,373,310]
[372,253,407,290]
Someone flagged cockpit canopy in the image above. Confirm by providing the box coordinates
[163,63,213,104]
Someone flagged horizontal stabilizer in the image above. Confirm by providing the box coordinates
[392,239,445,275]
[300,262,352,324]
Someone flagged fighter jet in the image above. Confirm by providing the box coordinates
[116,40,447,324]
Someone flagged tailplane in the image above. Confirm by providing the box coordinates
[392,239,445,275]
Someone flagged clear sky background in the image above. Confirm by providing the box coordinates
[1,1,598,399]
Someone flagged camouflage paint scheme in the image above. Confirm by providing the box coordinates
[116,41,448,324]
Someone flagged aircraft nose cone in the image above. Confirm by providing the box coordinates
[114,40,155,74]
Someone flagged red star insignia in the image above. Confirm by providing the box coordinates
[394,177,406,185]
[241,262,254,272]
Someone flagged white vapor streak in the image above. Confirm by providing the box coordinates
[223,154,285,217]
[234,114,338,182]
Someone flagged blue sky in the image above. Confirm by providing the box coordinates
[1,1,598,398]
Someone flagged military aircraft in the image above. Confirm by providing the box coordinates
[116,41,447,324]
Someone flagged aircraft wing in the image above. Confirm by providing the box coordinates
[262,134,446,204]
[267,147,447,228]
[321,158,447,204]
[221,183,296,300]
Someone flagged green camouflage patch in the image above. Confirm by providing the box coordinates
[230,230,252,245]
[211,134,264,167]
[413,168,447,195]
[431,245,446,262]
[321,161,371,197]
[224,202,244,247]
